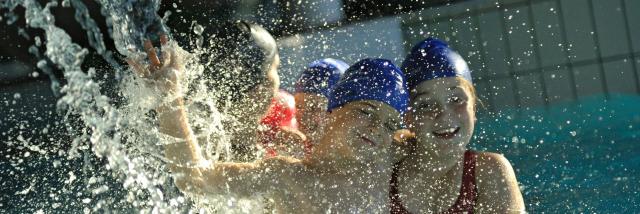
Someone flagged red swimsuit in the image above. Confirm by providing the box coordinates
[390,150,478,214]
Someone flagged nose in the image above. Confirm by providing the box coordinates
[423,104,445,120]
[434,105,457,124]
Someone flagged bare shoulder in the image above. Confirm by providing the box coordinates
[474,151,518,188]
[475,151,515,178]
[474,151,525,213]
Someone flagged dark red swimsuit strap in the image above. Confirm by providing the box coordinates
[389,159,409,214]
[442,150,478,214]
[390,150,478,214]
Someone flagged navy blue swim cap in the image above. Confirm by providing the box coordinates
[295,58,349,98]
[328,58,409,115]
[401,37,472,90]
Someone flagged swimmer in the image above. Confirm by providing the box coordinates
[389,37,525,213]
[294,58,349,146]
[151,57,408,213]
[128,20,282,161]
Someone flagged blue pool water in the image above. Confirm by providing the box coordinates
[472,94,640,213]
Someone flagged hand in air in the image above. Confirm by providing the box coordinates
[126,34,185,95]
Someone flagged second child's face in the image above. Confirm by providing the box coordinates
[328,100,402,165]
[405,77,475,157]
[294,92,328,143]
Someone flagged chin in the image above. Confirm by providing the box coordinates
[417,138,466,157]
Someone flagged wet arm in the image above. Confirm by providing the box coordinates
[126,37,208,189]
[158,100,282,197]
[177,157,298,197]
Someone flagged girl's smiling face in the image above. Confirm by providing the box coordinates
[405,77,476,157]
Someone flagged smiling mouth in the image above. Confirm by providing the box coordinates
[432,127,460,139]
[360,136,376,147]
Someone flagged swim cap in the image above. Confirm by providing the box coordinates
[295,58,349,98]
[328,58,409,114]
[261,90,298,130]
[401,37,472,90]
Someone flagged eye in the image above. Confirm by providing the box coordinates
[359,109,373,117]
[449,96,466,105]
[384,122,397,132]
[414,101,437,112]
[413,101,429,109]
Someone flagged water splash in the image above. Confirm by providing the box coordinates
[2,0,188,212]
[97,0,166,57]
[2,0,270,211]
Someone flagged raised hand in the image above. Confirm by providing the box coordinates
[126,34,185,95]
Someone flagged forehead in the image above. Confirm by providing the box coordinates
[348,100,401,121]
[412,77,463,97]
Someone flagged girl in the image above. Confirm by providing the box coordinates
[390,38,525,213]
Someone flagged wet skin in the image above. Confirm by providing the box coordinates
[294,92,328,144]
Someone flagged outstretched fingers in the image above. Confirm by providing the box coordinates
[144,40,161,73]
[160,35,172,66]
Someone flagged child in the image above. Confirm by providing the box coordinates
[390,37,525,213]
[294,58,349,152]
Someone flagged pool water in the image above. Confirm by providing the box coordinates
[472,94,640,213]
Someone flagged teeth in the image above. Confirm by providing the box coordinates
[434,127,457,134]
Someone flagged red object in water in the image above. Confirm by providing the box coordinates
[259,90,298,156]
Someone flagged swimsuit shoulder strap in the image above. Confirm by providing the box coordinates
[389,161,411,214]
[442,150,478,214]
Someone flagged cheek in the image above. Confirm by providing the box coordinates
[454,104,475,135]
[454,104,473,122]
[406,111,434,131]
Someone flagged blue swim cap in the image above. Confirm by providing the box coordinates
[327,58,409,115]
[401,37,472,90]
[295,58,349,98]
